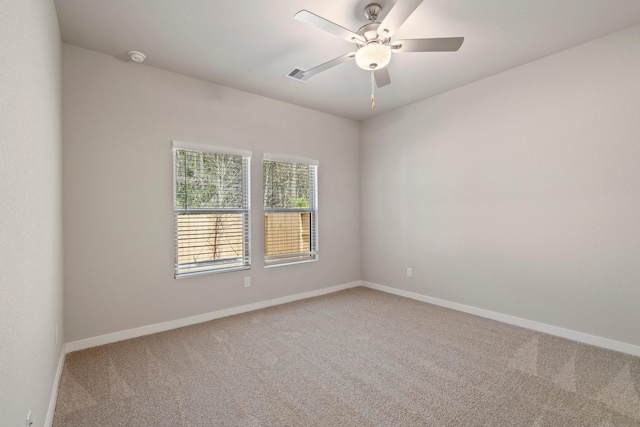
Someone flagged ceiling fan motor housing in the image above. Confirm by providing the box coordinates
[355,7,392,71]
[357,22,387,45]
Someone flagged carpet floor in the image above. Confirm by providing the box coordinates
[53,287,640,426]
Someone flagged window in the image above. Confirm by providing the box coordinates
[263,154,318,266]
[173,142,251,277]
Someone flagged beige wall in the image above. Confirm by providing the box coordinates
[0,1,64,425]
[361,24,640,346]
[62,44,361,342]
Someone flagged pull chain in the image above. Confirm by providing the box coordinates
[370,70,376,110]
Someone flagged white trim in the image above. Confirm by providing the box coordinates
[263,153,319,166]
[174,265,251,279]
[361,281,640,357]
[45,345,66,426]
[172,140,252,158]
[264,257,318,268]
[65,281,360,353]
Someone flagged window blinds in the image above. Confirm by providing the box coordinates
[174,146,251,277]
[263,157,318,265]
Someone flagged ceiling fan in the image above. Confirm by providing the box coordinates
[289,0,464,109]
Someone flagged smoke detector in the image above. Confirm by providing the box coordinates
[128,51,146,63]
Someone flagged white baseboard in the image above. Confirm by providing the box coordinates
[45,345,66,426]
[362,281,640,357]
[65,281,360,353]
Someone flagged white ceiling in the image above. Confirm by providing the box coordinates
[54,0,640,121]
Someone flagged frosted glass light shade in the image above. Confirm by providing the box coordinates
[355,43,391,70]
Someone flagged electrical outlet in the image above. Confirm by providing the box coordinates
[406,268,412,278]
[244,277,251,288]
[26,410,32,427]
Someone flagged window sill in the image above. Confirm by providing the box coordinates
[264,258,318,269]
[175,265,251,279]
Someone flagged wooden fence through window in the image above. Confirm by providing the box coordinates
[176,213,310,265]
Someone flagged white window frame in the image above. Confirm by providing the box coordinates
[263,153,319,267]
[173,141,251,278]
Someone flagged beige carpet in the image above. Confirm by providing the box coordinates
[54,287,640,426]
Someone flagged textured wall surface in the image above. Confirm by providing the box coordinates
[0,1,64,425]
[361,24,640,347]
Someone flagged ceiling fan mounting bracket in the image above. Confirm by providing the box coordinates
[364,3,382,22]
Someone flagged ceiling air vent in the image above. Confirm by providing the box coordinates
[284,68,310,83]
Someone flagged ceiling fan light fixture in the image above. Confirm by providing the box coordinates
[355,43,391,70]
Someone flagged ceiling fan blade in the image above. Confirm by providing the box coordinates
[294,10,364,44]
[296,52,356,81]
[374,68,391,88]
[391,37,464,53]
[378,0,424,38]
